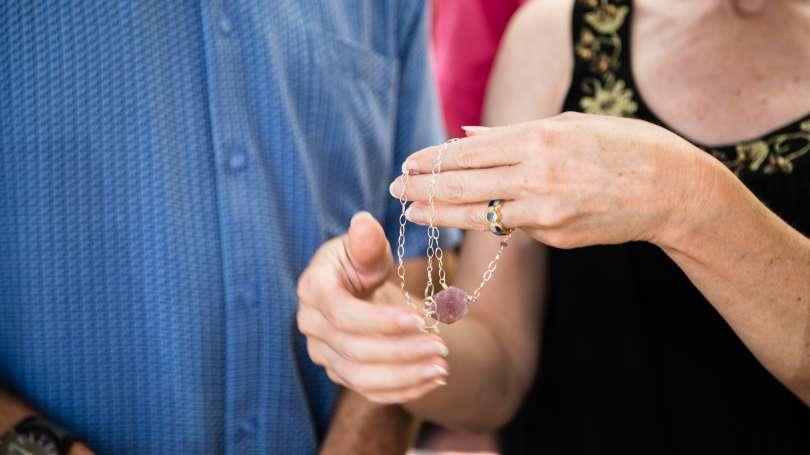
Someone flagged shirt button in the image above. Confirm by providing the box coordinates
[228,151,247,171]
[219,15,233,34]
[234,416,257,443]
[239,416,257,434]
[235,285,257,307]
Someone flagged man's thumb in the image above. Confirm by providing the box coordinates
[343,211,393,298]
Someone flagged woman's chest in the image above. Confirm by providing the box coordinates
[630,15,810,146]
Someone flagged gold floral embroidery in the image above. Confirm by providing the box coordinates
[713,127,810,175]
[584,2,630,34]
[580,76,638,117]
[575,28,622,74]
[576,0,637,117]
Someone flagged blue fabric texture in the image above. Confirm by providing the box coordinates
[0,1,442,453]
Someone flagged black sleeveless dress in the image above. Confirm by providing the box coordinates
[499,1,810,453]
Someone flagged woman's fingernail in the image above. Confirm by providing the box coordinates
[461,125,490,135]
[403,160,419,176]
[398,314,422,330]
[405,206,422,222]
[435,378,448,386]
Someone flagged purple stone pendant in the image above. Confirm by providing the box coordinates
[433,286,471,324]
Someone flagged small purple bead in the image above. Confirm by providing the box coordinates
[433,286,470,324]
[500,241,508,248]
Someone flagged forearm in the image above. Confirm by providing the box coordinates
[403,232,543,431]
[660,154,810,403]
[321,389,419,455]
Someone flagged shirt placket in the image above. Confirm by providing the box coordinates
[200,1,263,452]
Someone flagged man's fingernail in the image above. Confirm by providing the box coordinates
[389,178,403,196]
[350,211,373,225]
[432,341,449,357]
[398,314,422,329]
[429,364,449,377]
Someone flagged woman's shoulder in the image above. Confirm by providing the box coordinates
[484,0,577,124]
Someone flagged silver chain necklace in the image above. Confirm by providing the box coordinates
[396,139,511,333]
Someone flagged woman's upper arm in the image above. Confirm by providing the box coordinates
[459,0,576,389]
[483,0,576,126]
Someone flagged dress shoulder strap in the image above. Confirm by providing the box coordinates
[562,0,639,118]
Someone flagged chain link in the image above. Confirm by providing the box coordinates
[470,235,511,302]
[396,138,510,330]
[396,170,413,310]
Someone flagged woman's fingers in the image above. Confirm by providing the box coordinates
[404,199,535,231]
[390,166,527,204]
[402,130,524,175]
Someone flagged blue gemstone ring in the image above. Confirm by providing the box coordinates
[486,199,513,236]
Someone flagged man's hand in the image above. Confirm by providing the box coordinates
[297,212,449,403]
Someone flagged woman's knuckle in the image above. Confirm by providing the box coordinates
[455,146,476,169]
[443,176,466,202]
[467,207,485,228]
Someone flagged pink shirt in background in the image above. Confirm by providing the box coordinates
[431,0,528,138]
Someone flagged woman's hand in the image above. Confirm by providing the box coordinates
[390,112,715,249]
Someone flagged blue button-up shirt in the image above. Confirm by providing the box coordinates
[0,1,441,453]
